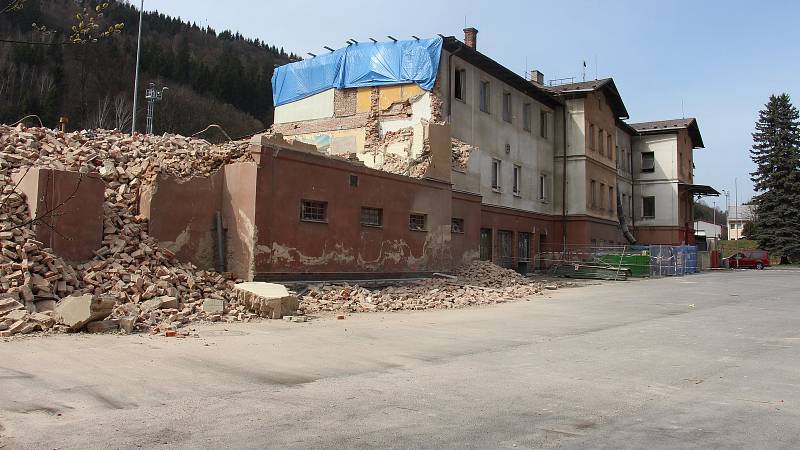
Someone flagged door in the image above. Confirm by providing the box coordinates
[518,232,532,273]
[479,228,492,261]
[498,230,514,268]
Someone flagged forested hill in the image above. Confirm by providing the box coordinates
[0,0,298,138]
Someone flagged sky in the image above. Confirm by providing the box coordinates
[141,0,800,207]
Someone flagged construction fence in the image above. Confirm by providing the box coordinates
[535,244,700,280]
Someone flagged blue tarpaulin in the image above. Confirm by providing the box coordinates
[272,37,443,107]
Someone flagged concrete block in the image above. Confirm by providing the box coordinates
[233,282,299,319]
[202,298,225,314]
[86,319,120,334]
[55,294,115,331]
[119,316,137,334]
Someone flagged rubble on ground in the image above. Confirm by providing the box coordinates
[299,261,557,315]
[0,124,257,337]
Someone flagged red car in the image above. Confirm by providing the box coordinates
[726,250,770,269]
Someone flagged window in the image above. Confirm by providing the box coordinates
[491,159,501,190]
[479,80,490,113]
[539,173,547,200]
[540,111,548,138]
[598,129,604,154]
[523,103,531,131]
[642,152,655,173]
[643,196,656,218]
[590,180,597,208]
[360,207,382,227]
[451,218,465,234]
[301,200,327,223]
[409,213,427,231]
[600,183,606,209]
[502,92,512,122]
[608,186,614,212]
[513,165,521,195]
[454,69,466,101]
[607,135,613,158]
[589,124,595,150]
[349,174,359,187]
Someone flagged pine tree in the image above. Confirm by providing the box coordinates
[749,94,800,262]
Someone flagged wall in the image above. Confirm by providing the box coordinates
[480,205,558,270]
[274,88,335,124]
[442,49,556,216]
[450,191,482,265]
[252,145,456,279]
[222,162,259,280]
[141,172,224,270]
[12,168,104,263]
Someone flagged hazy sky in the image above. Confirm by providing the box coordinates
[139,0,800,206]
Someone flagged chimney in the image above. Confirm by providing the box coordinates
[463,27,478,50]
[530,70,544,85]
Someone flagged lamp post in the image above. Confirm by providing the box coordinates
[131,0,144,135]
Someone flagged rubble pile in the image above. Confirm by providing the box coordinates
[299,261,550,315]
[0,124,256,337]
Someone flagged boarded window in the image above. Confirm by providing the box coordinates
[454,69,466,101]
[642,152,655,172]
[491,159,501,189]
[300,200,327,222]
[643,196,656,218]
[409,213,427,231]
[479,81,490,113]
[360,207,382,227]
[513,165,521,195]
[451,218,465,234]
[502,92,512,122]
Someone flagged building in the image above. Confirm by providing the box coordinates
[264,29,719,277]
[727,204,754,240]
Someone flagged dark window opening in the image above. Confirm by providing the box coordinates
[643,196,656,218]
[642,152,655,173]
[301,200,327,223]
[451,218,465,234]
[454,69,466,101]
[502,92,512,123]
[360,207,382,227]
[409,213,427,231]
[349,174,359,187]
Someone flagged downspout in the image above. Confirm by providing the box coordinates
[561,104,568,252]
[617,188,637,244]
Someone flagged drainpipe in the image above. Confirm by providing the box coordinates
[561,105,568,253]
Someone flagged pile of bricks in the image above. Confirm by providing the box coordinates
[298,261,553,315]
[0,124,258,337]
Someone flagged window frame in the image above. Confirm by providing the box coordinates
[642,151,655,173]
[502,91,512,123]
[454,68,466,102]
[540,111,548,139]
[539,173,547,201]
[513,164,521,196]
[643,196,656,218]
[300,199,328,223]
[409,213,428,232]
[589,124,595,150]
[491,158,501,191]
[360,206,383,228]
[590,179,597,208]
[479,80,490,113]
[451,218,465,234]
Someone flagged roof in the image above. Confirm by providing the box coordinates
[546,78,630,119]
[629,118,705,148]
[681,183,719,197]
[442,36,561,109]
[727,204,754,221]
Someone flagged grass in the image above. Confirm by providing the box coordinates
[719,239,758,257]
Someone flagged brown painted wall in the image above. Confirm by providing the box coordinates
[563,216,625,246]
[252,147,454,277]
[480,204,557,269]
[142,172,225,270]
[223,163,259,280]
[12,168,104,262]
[451,191,482,265]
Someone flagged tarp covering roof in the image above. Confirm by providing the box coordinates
[272,37,443,107]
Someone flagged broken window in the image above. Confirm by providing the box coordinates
[502,92,512,123]
[540,111,548,138]
[523,103,531,131]
[409,213,427,231]
[360,207,382,227]
[479,80,490,113]
[491,159,501,190]
[301,200,327,223]
[451,218,465,234]
[513,165,521,195]
[642,152,655,173]
[643,196,656,218]
[454,69,466,101]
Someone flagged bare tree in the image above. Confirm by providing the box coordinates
[113,93,132,131]
[88,94,112,129]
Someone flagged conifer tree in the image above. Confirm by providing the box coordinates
[749,94,800,261]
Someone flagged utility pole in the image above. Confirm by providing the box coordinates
[131,0,144,135]
[145,83,168,135]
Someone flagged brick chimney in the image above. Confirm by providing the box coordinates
[463,27,478,50]
[530,70,544,85]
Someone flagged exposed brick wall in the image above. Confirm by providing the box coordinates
[334,88,357,117]
[271,113,370,135]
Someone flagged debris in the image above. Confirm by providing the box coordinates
[202,298,225,315]
[233,282,299,319]
[86,319,120,333]
[54,294,115,331]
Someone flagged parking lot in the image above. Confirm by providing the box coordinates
[1,269,799,449]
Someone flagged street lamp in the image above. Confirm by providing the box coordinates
[131,0,144,135]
